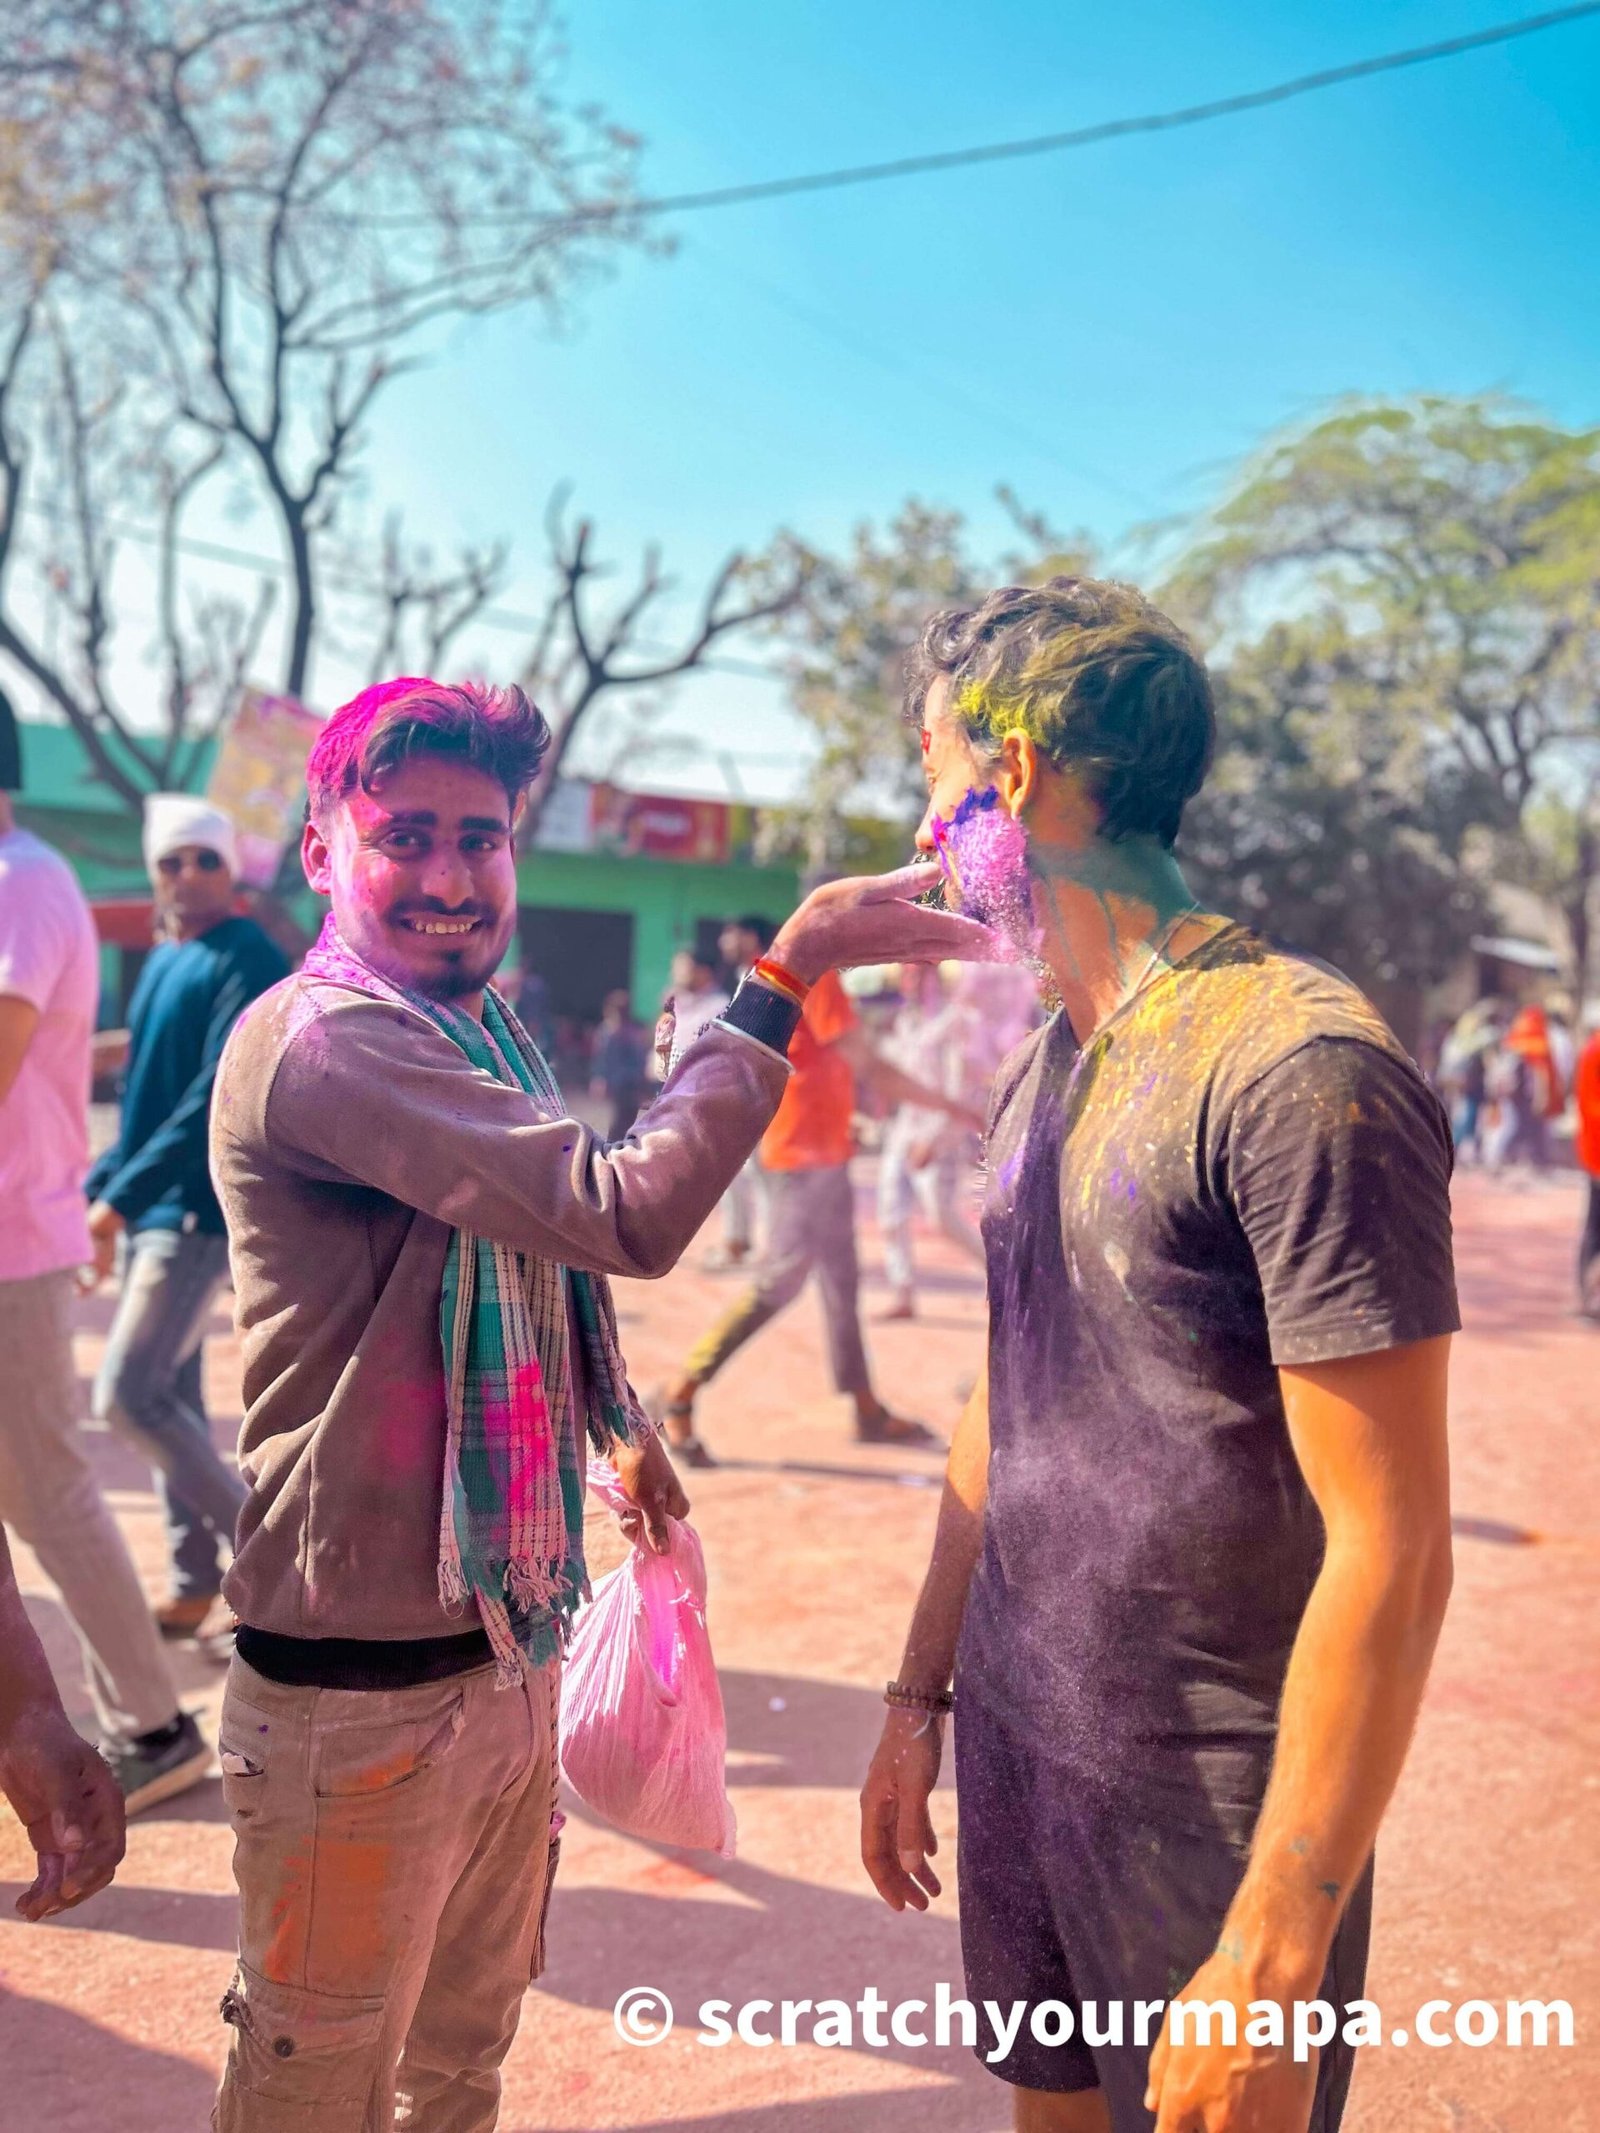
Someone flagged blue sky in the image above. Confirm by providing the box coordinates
[93,2,1600,798]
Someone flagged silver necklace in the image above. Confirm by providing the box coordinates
[1094,900,1202,1038]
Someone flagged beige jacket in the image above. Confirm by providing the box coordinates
[211,977,787,1640]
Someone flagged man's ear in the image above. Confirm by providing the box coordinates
[995,729,1042,818]
[302,813,333,896]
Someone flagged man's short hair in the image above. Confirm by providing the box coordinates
[307,676,550,825]
[729,913,775,950]
[905,575,1215,848]
[0,688,21,793]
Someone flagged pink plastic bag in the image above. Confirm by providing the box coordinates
[558,1460,736,1857]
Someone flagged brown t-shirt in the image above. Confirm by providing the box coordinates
[959,924,1460,1784]
[211,977,787,1641]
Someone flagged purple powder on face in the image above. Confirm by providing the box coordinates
[931,788,1041,960]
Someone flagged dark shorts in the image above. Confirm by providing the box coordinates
[954,1697,1373,2126]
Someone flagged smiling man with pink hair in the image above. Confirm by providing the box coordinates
[206,673,989,2131]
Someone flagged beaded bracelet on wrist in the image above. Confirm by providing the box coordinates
[884,1680,955,1714]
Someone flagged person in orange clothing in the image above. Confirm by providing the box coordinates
[662,962,978,1464]
[1575,1009,1600,1319]
[1488,1002,1563,1169]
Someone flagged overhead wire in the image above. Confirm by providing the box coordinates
[340,5,1600,231]
[21,5,1598,784]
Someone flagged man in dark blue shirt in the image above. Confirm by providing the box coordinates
[87,796,288,1654]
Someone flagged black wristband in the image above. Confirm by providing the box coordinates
[717,974,803,1057]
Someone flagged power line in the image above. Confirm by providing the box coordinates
[345,5,1600,231]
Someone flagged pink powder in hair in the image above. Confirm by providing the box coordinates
[306,675,442,813]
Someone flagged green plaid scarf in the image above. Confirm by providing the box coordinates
[303,918,647,1682]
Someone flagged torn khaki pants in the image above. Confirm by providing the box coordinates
[214,1653,561,2132]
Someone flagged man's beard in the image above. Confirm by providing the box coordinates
[931,788,1041,959]
[408,951,503,1001]
[374,908,512,1001]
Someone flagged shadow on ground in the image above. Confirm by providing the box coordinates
[537,1854,976,2087]
[0,1988,219,2132]
[529,2094,1010,2133]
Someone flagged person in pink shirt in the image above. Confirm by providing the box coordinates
[0,695,207,1815]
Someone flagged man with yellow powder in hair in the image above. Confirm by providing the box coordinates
[860,579,1458,2133]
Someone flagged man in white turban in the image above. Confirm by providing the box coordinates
[83,793,288,1798]
[140,793,241,881]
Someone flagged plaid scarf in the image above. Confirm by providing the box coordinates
[302,917,647,1683]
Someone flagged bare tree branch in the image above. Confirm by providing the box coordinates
[365,514,510,682]
[0,0,648,817]
[518,495,809,839]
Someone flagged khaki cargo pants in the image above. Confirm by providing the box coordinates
[214,1653,561,2132]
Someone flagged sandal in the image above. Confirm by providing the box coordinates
[854,1410,943,1449]
[653,1391,719,1470]
[669,1430,718,1470]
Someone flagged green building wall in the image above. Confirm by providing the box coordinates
[12,719,799,1021]
[513,846,798,1017]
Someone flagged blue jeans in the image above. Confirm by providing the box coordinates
[94,1226,244,1600]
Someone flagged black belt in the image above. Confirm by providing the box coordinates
[234,1624,494,1691]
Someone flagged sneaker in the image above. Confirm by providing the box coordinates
[195,1594,239,1665]
[102,1712,212,1816]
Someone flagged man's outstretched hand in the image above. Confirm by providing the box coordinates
[613,1428,691,1555]
[0,1704,126,1922]
[773,863,998,985]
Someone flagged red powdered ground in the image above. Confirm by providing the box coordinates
[0,1166,1595,2130]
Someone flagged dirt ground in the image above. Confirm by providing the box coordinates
[0,1165,1596,2131]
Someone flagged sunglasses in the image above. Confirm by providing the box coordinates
[156,849,226,876]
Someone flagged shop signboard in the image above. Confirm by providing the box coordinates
[206,687,326,887]
[590,783,730,864]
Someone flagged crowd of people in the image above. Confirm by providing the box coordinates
[0,573,1586,2131]
[1433,994,1600,1313]
[0,734,287,1823]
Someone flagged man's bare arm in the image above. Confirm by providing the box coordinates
[0,1532,126,1920]
[1225,1334,1453,1986]
[860,1361,990,1911]
[891,1357,991,1689]
[1147,1334,1453,2127]
[91,1028,130,1080]
[837,1025,983,1127]
[0,994,40,1108]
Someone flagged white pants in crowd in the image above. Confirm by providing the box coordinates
[877,1117,985,1299]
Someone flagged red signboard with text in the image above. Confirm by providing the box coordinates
[589,783,731,864]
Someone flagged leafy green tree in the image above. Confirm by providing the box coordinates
[1180,618,1491,1018]
[755,493,1090,867]
[1167,394,1600,993]
[1167,397,1600,819]
[768,399,1599,1003]
[1505,779,1600,999]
